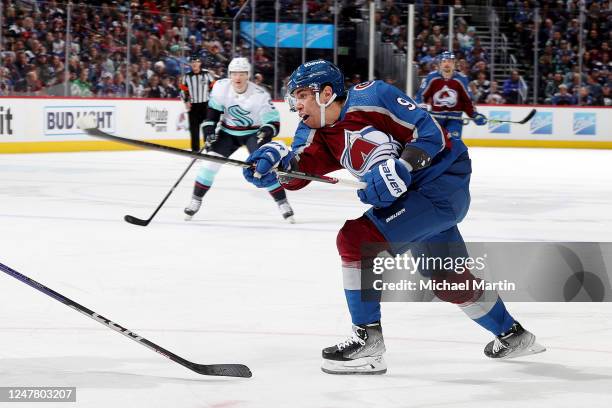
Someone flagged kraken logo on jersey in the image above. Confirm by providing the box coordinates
[433,85,458,108]
[340,126,402,179]
[227,105,254,127]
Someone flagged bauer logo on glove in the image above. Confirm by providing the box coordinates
[358,158,412,208]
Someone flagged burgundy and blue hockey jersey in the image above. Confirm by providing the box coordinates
[415,71,476,118]
[286,80,468,191]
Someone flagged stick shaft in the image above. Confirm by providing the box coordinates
[84,128,366,189]
[0,262,251,377]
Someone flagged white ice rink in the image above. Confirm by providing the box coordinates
[1,147,612,407]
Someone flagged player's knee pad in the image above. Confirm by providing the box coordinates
[336,216,386,262]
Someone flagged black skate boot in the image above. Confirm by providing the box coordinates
[184,197,202,220]
[321,321,387,375]
[484,321,546,359]
[277,199,295,224]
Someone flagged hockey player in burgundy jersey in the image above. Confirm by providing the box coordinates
[415,51,487,138]
[243,60,544,374]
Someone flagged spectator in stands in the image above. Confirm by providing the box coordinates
[554,52,574,76]
[457,58,470,77]
[144,74,165,98]
[428,25,446,46]
[469,72,491,103]
[254,73,272,93]
[468,38,487,64]
[587,71,603,100]
[544,72,564,103]
[485,80,505,104]
[577,86,595,106]
[36,53,55,86]
[111,72,126,96]
[419,46,438,67]
[0,68,13,95]
[95,72,115,96]
[470,60,488,81]
[129,70,145,98]
[552,84,577,105]
[502,70,522,104]
[599,84,611,106]
[459,26,476,52]
[254,47,272,73]
[72,67,92,96]
[161,75,180,98]
[14,70,43,95]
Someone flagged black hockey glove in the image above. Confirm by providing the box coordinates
[201,121,217,145]
[256,125,275,147]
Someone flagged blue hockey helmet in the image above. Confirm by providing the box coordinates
[438,51,456,62]
[286,59,345,99]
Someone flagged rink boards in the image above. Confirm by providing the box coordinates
[0,96,610,153]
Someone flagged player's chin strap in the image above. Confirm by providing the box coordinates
[315,91,337,128]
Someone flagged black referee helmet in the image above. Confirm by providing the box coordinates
[190,54,202,63]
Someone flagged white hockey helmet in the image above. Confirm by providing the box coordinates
[228,57,251,78]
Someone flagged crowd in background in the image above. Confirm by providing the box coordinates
[377,0,513,104]
[501,0,610,105]
[0,0,610,106]
[0,0,286,98]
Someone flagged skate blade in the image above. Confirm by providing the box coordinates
[285,216,296,224]
[503,341,546,359]
[321,355,387,375]
[184,214,194,221]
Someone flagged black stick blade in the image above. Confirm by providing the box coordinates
[124,215,150,226]
[520,109,537,124]
[191,363,253,378]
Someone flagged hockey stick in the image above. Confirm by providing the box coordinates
[0,261,252,378]
[124,146,206,227]
[77,117,366,189]
[430,108,537,125]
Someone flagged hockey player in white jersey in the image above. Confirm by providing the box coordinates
[184,57,295,222]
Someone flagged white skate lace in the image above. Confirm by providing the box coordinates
[336,332,366,351]
[278,202,293,214]
[492,337,508,353]
[187,199,201,211]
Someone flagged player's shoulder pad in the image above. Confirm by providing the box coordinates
[212,78,230,91]
[347,80,418,112]
[249,82,268,94]
[210,78,230,103]
[426,71,443,80]
[346,80,386,105]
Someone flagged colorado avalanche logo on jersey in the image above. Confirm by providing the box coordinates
[433,85,458,108]
[340,126,402,179]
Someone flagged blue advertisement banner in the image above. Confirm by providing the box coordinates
[488,111,511,134]
[573,112,596,135]
[240,22,334,49]
[530,112,553,135]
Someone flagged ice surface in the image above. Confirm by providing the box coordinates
[1,147,611,407]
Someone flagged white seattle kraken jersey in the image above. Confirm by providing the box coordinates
[207,79,280,136]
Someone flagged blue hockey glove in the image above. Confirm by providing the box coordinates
[357,158,412,208]
[472,113,487,126]
[243,141,294,188]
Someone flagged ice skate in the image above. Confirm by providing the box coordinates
[184,198,202,220]
[277,199,295,224]
[321,322,387,375]
[484,321,546,359]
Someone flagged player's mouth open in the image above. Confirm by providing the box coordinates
[300,114,310,122]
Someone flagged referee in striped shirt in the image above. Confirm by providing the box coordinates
[180,55,215,151]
